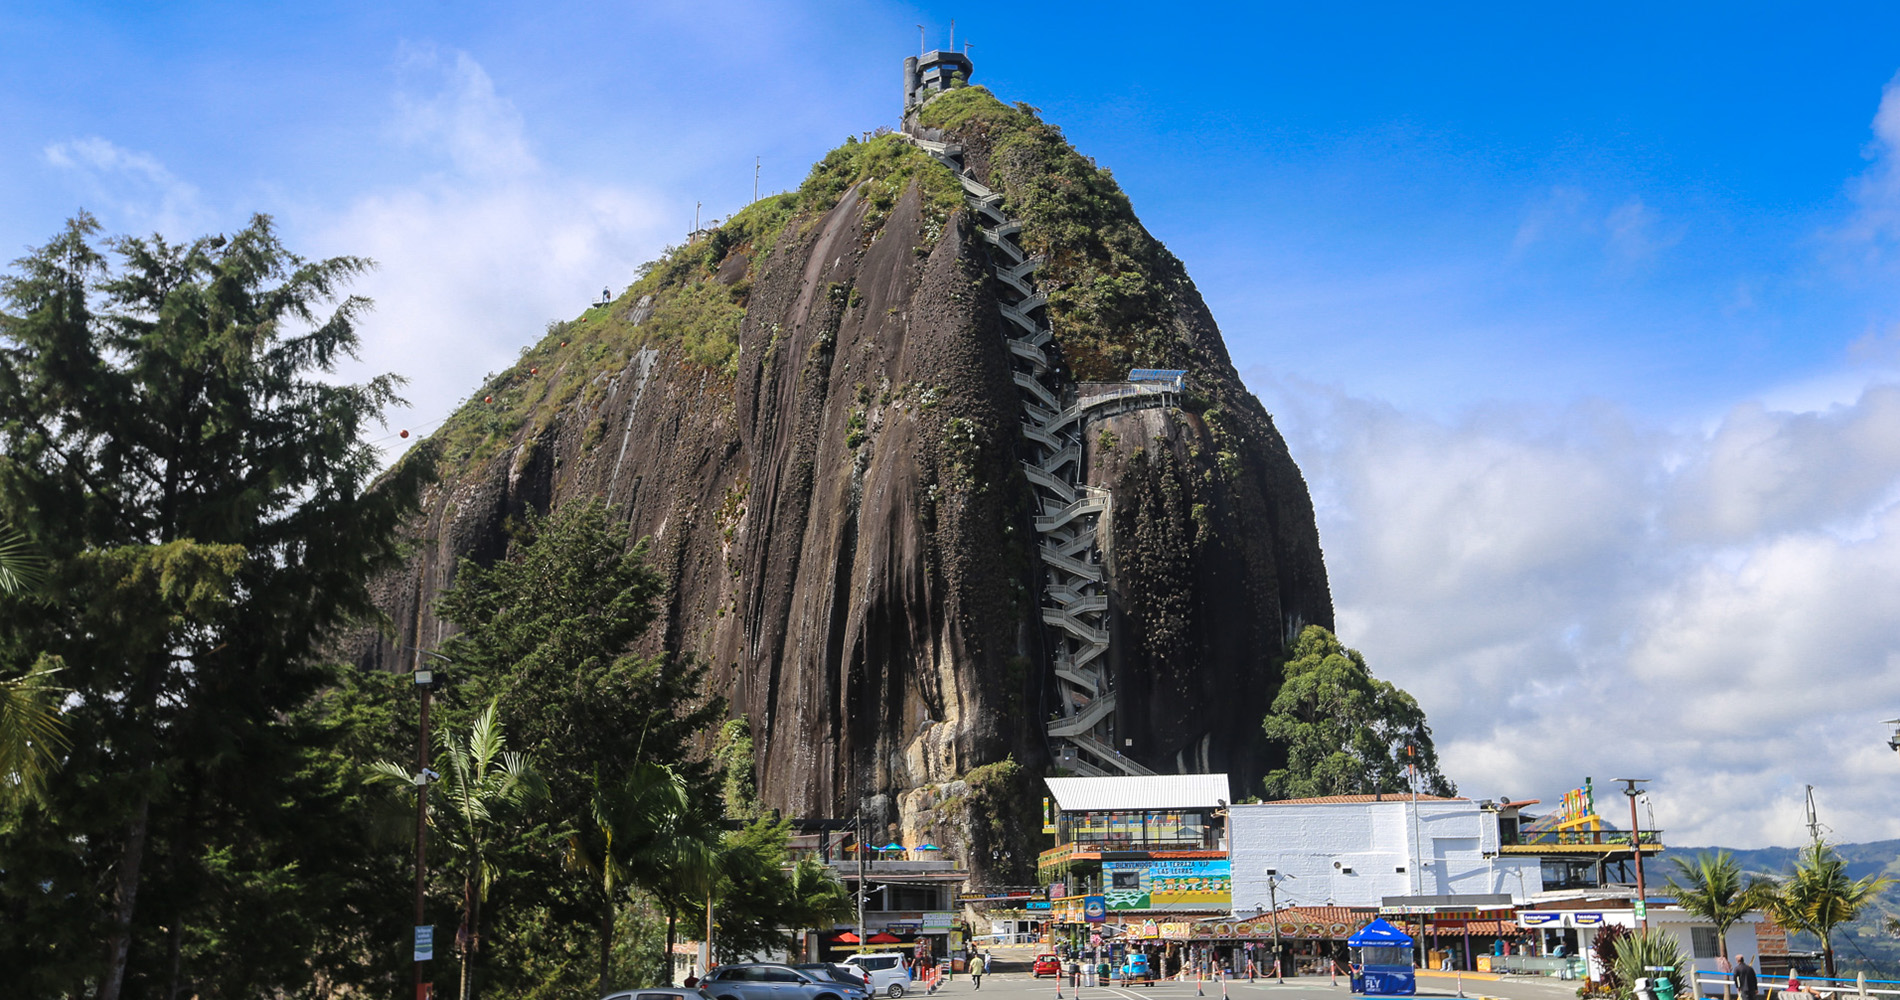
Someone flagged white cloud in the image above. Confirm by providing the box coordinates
[312,47,673,458]
[42,136,204,237]
[1252,373,1900,848]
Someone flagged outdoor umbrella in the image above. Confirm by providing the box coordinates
[880,842,904,850]
[914,843,940,850]
[868,933,902,944]
[834,932,862,943]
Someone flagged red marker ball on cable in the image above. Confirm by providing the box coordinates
[400,430,410,439]
[530,367,538,375]
[484,395,493,403]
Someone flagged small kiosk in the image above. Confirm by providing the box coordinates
[1348,919,1416,996]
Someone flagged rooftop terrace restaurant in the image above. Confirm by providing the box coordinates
[1039,775,1233,971]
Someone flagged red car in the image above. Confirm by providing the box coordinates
[1034,955,1062,978]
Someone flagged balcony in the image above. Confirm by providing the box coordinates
[1500,829,1664,854]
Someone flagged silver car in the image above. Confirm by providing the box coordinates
[604,990,710,1000]
[701,964,863,1000]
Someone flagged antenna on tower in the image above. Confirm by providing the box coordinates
[918,24,925,55]
[949,19,955,51]
[1805,785,1830,844]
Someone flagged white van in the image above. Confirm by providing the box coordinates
[841,953,912,997]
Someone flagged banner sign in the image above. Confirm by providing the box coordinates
[414,925,434,961]
[922,912,955,929]
[1517,912,1564,927]
[1083,895,1108,923]
[1102,859,1231,911]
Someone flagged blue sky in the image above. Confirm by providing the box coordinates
[9,1,1900,847]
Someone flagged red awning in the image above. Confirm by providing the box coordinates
[833,932,861,943]
[867,933,902,944]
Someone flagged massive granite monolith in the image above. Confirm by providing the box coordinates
[360,74,1332,879]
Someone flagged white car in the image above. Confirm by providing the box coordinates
[841,953,912,997]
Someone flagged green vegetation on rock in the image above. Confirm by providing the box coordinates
[427,132,966,472]
[919,86,1194,381]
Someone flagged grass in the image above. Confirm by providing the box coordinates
[918,86,1198,382]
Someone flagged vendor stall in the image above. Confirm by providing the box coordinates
[1348,919,1416,996]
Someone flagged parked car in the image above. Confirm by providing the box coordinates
[840,953,913,998]
[1033,955,1062,978]
[604,990,710,1000]
[794,963,872,998]
[701,964,858,1000]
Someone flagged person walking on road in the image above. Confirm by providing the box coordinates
[969,953,985,990]
[1735,956,1759,1000]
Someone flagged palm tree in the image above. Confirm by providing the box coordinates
[1754,840,1893,979]
[375,700,543,1000]
[0,522,66,806]
[1666,851,1768,996]
[566,762,697,991]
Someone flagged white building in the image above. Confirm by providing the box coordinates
[1228,795,1545,912]
[1518,894,1763,982]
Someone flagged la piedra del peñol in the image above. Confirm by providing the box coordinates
[358,50,1334,881]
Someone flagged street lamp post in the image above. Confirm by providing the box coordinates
[399,645,450,1000]
[1614,778,1651,932]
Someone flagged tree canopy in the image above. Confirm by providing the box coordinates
[0,213,431,999]
[1260,626,1453,800]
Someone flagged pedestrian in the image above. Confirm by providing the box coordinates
[970,952,986,990]
[1735,956,1759,1000]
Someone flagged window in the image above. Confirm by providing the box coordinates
[712,968,749,981]
[763,969,804,983]
[1692,928,1721,960]
[642,993,687,1000]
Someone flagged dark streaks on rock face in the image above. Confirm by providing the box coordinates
[362,106,1331,869]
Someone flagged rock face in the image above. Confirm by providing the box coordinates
[362,81,1332,869]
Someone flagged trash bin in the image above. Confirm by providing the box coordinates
[1654,975,1677,1000]
[1634,977,1656,1000]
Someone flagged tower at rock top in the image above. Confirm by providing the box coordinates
[904,49,974,115]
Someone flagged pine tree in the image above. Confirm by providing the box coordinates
[0,213,431,999]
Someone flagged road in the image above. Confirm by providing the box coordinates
[928,946,1580,1000]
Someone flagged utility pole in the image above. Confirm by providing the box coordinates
[1266,872,1285,983]
[409,648,448,1000]
[754,157,760,203]
[1615,778,1651,931]
[856,809,867,952]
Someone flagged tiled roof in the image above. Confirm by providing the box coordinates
[1044,774,1232,811]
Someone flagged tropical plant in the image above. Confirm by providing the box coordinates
[0,522,66,806]
[1611,930,1687,1000]
[566,762,701,991]
[1666,851,1768,994]
[1754,839,1894,979]
[377,701,544,1000]
[1592,923,1630,992]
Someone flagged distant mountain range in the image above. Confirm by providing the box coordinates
[1658,842,1900,975]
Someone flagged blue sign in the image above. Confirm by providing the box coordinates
[414,925,434,961]
[1027,901,1051,910]
[1083,895,1108,923]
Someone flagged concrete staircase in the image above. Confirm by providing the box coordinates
[902,130,1170,778]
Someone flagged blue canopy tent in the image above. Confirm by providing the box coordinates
[1347,919,1416,996]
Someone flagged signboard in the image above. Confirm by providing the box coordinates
[922,912,955,930]
[1027,901,1051,910]
[1572,912,1604,926]
[1102,859,1231,911]
[1517,912,1564,927]
[1083,895,1108,923]
[414,925,435,961]
[1043,797,1057,835]
[1633,900,1648,920]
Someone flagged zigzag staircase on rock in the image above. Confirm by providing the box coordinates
[901,126,1182,777]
